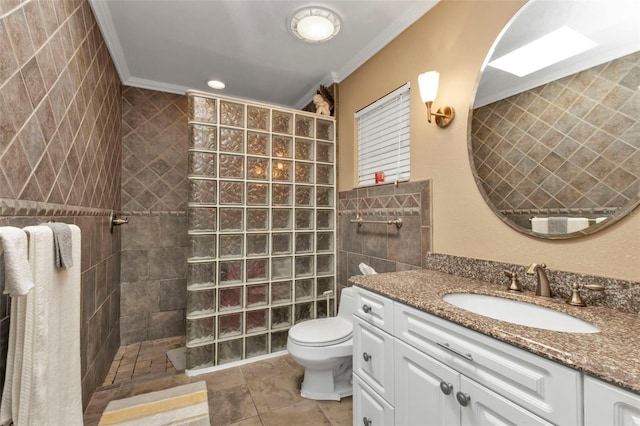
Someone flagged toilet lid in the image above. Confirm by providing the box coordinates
[288,317,353,347]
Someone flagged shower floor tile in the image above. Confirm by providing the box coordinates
[101,336,185,386]
[84,336,352,426]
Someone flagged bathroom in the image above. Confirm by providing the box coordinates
[0,0,638,424]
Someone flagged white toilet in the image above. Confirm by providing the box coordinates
[287,287,354,401]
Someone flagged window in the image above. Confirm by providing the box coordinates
[355,82,410,187]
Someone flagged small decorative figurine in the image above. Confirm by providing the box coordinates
[313,93,331,116]
[313,85,334,116]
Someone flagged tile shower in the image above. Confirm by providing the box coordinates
[185,92,336,370]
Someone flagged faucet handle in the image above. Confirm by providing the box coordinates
[583,283,605,292]
[566,283,606,307]
[503,269,522,292]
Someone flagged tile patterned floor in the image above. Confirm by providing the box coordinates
[101,336,185,386]
[84,337,353,426]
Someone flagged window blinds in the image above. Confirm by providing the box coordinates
[355,82,411,187]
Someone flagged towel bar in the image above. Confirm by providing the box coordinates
[529,217,600,224]
[350,214,403,229]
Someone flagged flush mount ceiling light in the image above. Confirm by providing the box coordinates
[207,79,225,89]
[488,26,598,77]
[289,6,341,43]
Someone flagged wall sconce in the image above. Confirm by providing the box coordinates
[418,71,455,128]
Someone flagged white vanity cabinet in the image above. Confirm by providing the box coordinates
[395,302,581,425]
[352,286,583,425]
[584,377,640,426]
[395,337,555,426]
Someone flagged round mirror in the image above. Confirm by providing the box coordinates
[469,0,640,239]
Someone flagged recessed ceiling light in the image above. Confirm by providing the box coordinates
[488,26,598,77]
[289,7,341,43]
[207,79,226,89]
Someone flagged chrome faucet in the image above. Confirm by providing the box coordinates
[526,263,551,298]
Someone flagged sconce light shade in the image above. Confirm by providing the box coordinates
[418,70,455,128]
[418,71,439,103]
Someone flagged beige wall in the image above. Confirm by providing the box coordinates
[337,0,640,281]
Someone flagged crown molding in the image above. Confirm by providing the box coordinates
[293,1,438,109]
[88,0,131,82]
[90,0,439,102]
[124,76,190,95]
[332,1,439,82]
[293,71,338,110]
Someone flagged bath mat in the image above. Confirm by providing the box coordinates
[167,347,187,371]
[98,381,209,425]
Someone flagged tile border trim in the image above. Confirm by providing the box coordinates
[0,198,115,217]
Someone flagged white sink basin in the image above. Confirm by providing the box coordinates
[443,293,600,333]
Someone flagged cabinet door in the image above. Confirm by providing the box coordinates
[395,339,460,426]
[353,316,395,404]
[459,376,554,426]
[353,374,394,426]
[395,303,581,425]
[584,376,640,426]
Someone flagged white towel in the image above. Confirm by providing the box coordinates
[0,225,83,426]
[531,218,548,233]
[0,227,34,296]
[567,217,589,233]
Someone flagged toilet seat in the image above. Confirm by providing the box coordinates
[288,317,352,347]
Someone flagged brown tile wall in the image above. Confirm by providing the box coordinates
[0,0,121,408]
[119,86,189,344]
[337,180,432,285]
[471,52,640,215]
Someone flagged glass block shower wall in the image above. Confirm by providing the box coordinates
[185,91,336,370]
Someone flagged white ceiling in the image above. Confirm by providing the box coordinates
[474,0,640,107]
[89,0,439,108]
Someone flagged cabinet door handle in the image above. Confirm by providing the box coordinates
[439,381,453,395]
[362,304,372,313]
[456,391,471,407]
[437,342,473,361]
[363,352,372,362]
[363,416,372,426]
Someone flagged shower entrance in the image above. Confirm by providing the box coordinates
[185,91,336,371]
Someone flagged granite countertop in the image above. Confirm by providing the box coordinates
[349,269,640,395]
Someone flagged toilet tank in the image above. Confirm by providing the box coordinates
[338,287,354,318]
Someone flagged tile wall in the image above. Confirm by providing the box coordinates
[0,0,121,408]
[471,52,640,216]
[337,180,432,284]
[119,86,189,344]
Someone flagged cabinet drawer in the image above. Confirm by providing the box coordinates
[353,316,394,404]
[395,303,581,426]
[353,374,394,426]
[353,286,394,334]
[584,376,640,426]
